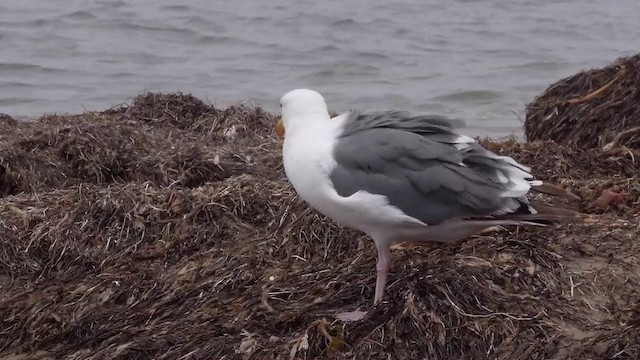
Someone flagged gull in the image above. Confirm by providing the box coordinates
[275,88,580,321]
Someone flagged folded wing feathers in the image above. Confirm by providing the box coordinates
[344,110,581,223]
[363,111,545,206]
[460,144,539,198]
[368,112,541,198]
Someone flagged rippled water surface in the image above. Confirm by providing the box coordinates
[0,0,638,137]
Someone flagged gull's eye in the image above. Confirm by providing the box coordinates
[280,103,283,108]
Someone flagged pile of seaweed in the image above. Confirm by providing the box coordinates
[0,93,639,359]
[525,52,640,149]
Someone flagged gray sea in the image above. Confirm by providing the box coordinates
[0,0,638,137]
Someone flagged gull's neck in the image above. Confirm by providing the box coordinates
[285,111,331,137]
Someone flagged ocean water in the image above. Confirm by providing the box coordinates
[0,0,637,137]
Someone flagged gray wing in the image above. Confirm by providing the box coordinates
[330,111,536,225]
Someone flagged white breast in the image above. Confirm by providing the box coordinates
[282,120,341,216]
[281,117,425,238]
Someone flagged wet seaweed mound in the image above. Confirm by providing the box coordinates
[0,93,639,359]
[525,53,640,148]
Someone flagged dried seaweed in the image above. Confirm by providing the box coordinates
[525,53,640,148]
[0,93,638,359]
[0,94,275,196]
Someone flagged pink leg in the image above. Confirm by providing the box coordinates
[336,242,391,322]
[374,244,391,304]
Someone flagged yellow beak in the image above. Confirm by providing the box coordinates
[275,118,285,138]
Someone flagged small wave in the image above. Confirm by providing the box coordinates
[96,0,126,8]
[402,73,442,81]
[310,69,335,78]
[312,45,341,53]
[159,5,192,12]
[332,18,359,28]
[0,81,35,89]
[356,51,391,60]
[63,11,96,20]
[431,90,502,102]
[114,21,198,37]
[247,16,269,22]
[0,18,54,27]
[105,72,135,79]
[0,63,66,74]
[303,63,382,80]
[0,97,37,106]
[195,35,237,45]
[509,61,567,71]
